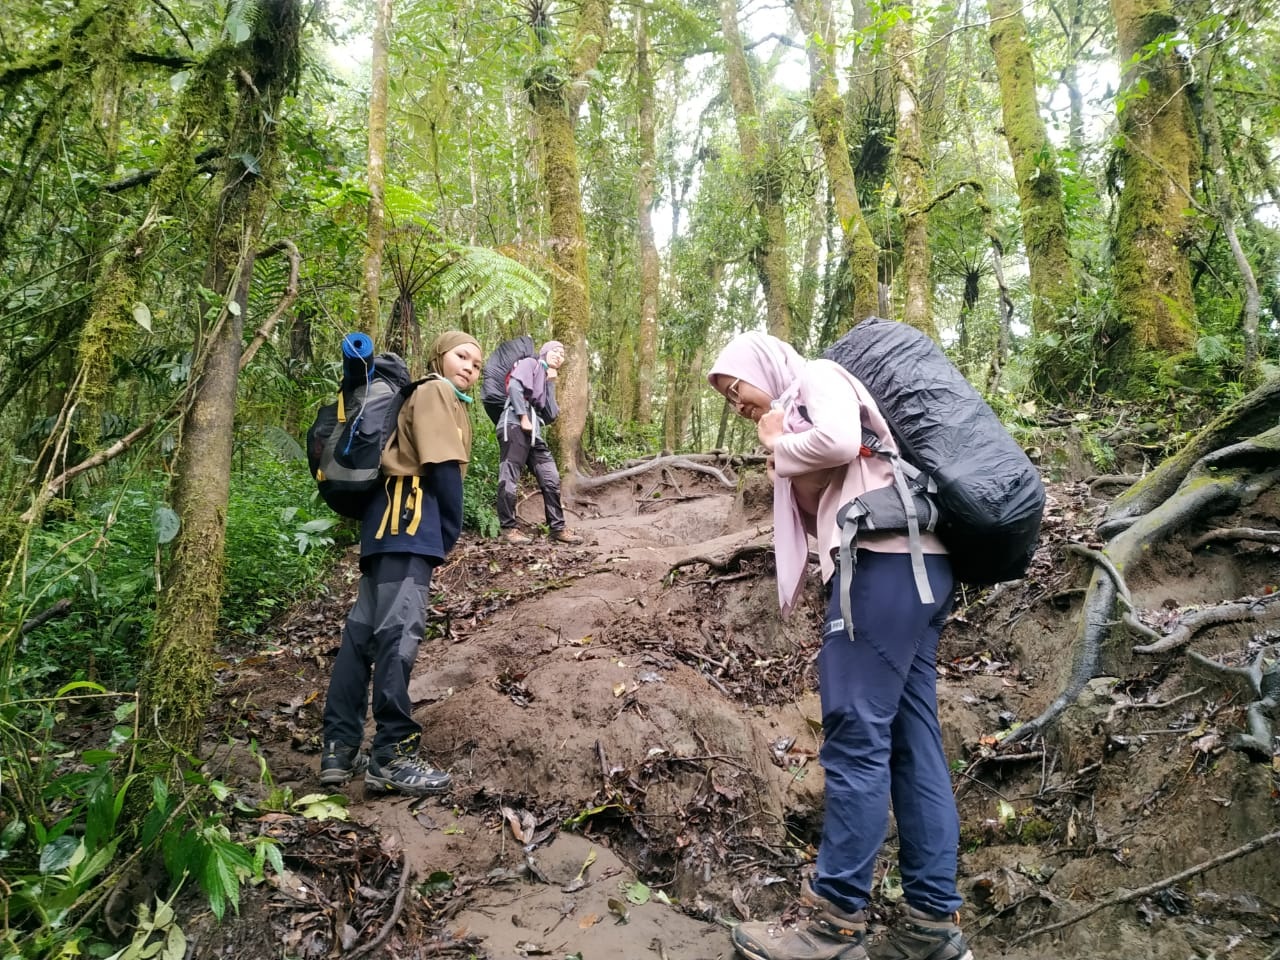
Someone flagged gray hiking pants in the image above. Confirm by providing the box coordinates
[496,425,566,531]
[322,553,434,759]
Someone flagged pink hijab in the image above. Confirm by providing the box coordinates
[708,332,814,616]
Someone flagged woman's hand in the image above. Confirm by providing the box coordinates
[757,408,783,451]
[521,414,533,432]
[766,454,776,484]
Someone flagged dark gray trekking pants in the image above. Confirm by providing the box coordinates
[496,425,566,531]
[322,553,434,759]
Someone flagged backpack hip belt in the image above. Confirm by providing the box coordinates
[833,453,939,640]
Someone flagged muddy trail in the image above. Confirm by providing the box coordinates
[194,461,1280,960]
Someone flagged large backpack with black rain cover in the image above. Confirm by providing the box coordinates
[306,349,413,518]
[480,334,535,424]
[823,316,1044,589]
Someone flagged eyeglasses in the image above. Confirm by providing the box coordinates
[725,377,742,406]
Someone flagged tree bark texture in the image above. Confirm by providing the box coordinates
[1109,0,1200,355]
[361,0,392,338]
[888,1,936,339]
[527,0,609,480]
[141,0,302,753]
[634,10,660,423]
[792,0,880,330]
[988,0,1076,338]
[720,0,792,341]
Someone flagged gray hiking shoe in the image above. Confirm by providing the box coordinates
[732,883,867,960]
[869,905,973,960]
[365,751,452,797]
[319,740,367,786]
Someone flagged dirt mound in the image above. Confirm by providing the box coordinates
[201,464,1280,959]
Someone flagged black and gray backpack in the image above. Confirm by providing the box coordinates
[822,317,1044,616]
[306,351,413,518]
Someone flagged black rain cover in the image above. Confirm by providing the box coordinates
[480,334,535,424]
[822,317,1045,584]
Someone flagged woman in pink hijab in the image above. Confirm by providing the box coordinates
[708,331,971,960]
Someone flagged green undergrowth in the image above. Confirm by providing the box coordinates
[4,449,341,694]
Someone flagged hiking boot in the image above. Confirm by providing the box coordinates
[732,884,867,960]
[550,528,583,545]
[365,751,452,797]
[319,741,367,786]
[869,905,972,960]
[503,528,532,544]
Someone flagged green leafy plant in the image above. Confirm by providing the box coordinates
[0,683,285,957]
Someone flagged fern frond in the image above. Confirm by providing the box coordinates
[423,245,549,321]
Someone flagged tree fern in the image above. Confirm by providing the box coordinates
[422,245,548,322]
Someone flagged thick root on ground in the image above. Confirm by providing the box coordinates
[574,454,737,492]
[1005,427,1280,746]
[1100,378,1280,536]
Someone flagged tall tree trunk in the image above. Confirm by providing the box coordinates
[527,0,610,481]
[847,0,895,208]
[141,0,302,753]
[662,351,677,454]
[795,176,825,353]
[888,1,935,339]
[1196,48,1260,372]
[988,0,1076,338]
[919,0,957,146]
[720,0,792,340]
[792,0,879,329]
[1059,0,1086,151]
[361,0,391,338]
[1109,0,1199,356]
[634,8,659,423]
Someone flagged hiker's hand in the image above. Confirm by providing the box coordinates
[521,415,533,432]
[757,409,783,451]
[766,454,776,483]
[545,366,557,380]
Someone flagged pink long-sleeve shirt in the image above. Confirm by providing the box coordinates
[771,358,946,586]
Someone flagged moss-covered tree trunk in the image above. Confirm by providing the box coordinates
[360,0,391,339]
[792,0,879,329]
[527,0,609,481]
[1109,0,1199,357]
[988,0,1076,339]
[888,1,936,339]
[141,0,302,753]
[634,9,660,424]
[795,181,825,351]
[720,0,792,341]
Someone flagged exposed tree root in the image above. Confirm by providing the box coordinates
[1087,474,1139,495]
[1005,428,1280,746]
[1005,828,1280,947]
[1236,693,1280,760]
[574,454,736,492]
[1099,378,1280,536]
[1190,526,1280,550]
[1186,648,1269,700]
[1185,648,1280,759]
[667,542,774,576]
[1134,593,1280,654]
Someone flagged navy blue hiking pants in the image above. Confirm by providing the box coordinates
[811,549,961,917]
[322,553,434,760]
